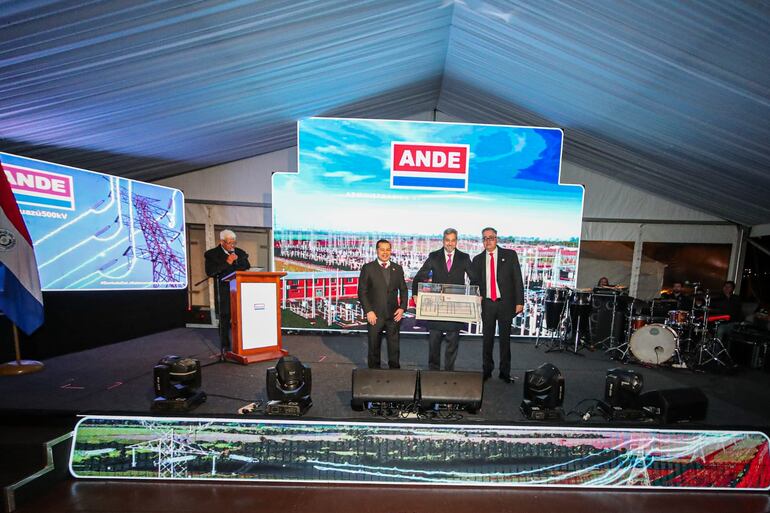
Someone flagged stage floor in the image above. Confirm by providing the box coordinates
[0,327,769,429]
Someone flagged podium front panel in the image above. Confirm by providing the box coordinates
[239,282,279,350]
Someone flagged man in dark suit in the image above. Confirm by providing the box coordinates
[412,228,474,371]
[471,227,524,383]
[357,239,408,369]
[204,229,251,350]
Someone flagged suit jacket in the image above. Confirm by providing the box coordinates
[204,245,251,309]
[471,246,524,311]
[358,260,408,320]
[412,248,475,331]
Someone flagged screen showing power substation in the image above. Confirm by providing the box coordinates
[272,118,584,335]
[1,152,187,291]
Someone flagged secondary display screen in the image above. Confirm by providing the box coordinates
[1,152,187,291]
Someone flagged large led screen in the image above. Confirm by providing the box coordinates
[272,118,584,335]
[1,152,187,291]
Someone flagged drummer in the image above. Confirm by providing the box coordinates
[661,281,692,310]
[597,277,610,287]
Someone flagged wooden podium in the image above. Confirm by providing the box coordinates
[224,271,288,364]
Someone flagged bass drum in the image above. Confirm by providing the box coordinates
[629,324,677,364]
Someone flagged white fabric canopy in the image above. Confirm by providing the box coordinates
[3,1,770,225]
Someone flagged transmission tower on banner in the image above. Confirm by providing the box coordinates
[119,187,185,287]
[128,421,217,478]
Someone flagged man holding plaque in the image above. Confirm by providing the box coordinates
[358,239,408,369]
[412,228,475,371]
[471,227,524,383]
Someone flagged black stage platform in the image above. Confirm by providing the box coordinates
[1,327,768,428]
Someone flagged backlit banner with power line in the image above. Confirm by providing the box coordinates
[272,118,584,335]
[0,152,187,291]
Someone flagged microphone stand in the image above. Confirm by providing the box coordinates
[195,272,229,363]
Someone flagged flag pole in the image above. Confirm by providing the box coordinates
[0,324,44,376]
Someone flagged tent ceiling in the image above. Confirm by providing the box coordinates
[2,1,769,225]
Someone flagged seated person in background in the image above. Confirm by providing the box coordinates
[661,281,692,310]
[597,276,610,287]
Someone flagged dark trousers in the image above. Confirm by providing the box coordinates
[216,284,232,351]
[428,329,460,371]
[218,311,231,351]
[367,318,401,369]
[481,299,514,377]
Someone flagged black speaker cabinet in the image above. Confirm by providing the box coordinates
[419,371,483,413]
[589,293,626,346]
[351,368,418,411]
[639,387,708,423]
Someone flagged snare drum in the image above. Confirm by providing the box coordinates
[629,324,678,364]
[666,310,689,326]
[630,316,649,331]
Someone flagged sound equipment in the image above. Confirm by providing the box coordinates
[589,293,625,346]
[419,371,483,413]
[730,325,770,371]
[638,387,708,423]
[351,368,418,411]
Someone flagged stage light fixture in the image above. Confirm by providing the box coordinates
[605,368,644,408]
[520,363,565,420]
[266,356,312,416]
[600,368,646,420]
[152,355,206,411]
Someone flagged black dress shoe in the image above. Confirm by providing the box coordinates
[499,374,516,384]
[483,373,492,382]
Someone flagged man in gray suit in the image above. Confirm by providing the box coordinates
[357,239,408,369]
[412,228,475,371]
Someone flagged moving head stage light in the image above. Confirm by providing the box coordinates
[521,363,565,420]
[152,355,206,411]
[266,356,312,416]
[601,368,647,420]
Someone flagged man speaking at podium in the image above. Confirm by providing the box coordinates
[412,228,474,371]
[205,229,251,350]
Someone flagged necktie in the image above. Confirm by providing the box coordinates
[489,253,497,301]
[381,262,387,269]
[446,253,452,272]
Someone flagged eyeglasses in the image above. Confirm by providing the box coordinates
[482,236,497,241]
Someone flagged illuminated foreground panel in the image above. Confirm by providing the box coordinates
[70,415,770,490]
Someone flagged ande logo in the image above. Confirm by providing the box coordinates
[0,229,16,252]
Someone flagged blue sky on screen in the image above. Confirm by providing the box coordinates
[273,118,583,240]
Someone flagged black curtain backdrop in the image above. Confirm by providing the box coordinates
[0,290,186,361]
[745,236,770,307]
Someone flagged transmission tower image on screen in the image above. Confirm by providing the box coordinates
[1,152,187,291]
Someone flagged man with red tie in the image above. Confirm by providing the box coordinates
[358,239,408,369]
[471,227,524,383]
[412,228,475,371]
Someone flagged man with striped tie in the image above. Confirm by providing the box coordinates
[471,227,524,383]
[358,239,408,369]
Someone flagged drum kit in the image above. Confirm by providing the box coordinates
[535,287,593,354]
[535,283,734,370]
